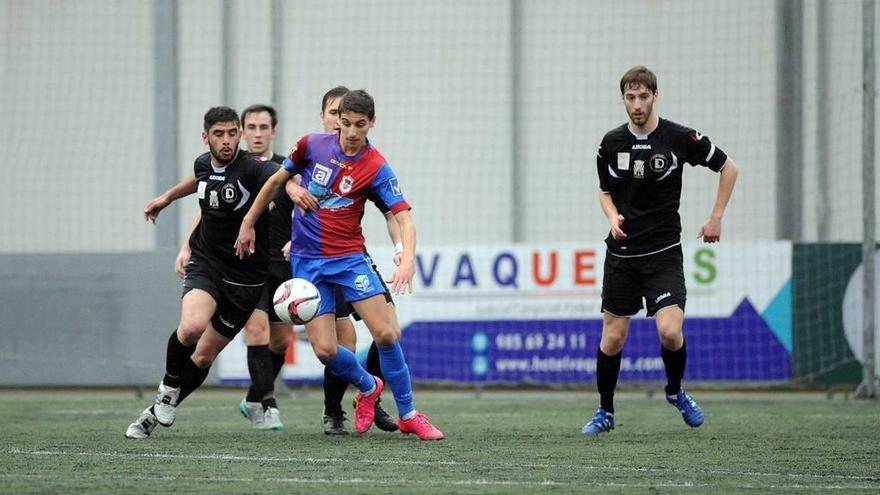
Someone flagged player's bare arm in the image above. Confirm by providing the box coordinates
[598,192,627,240]
[285,175,319,213]
[234,166,291,258]
[174,212,201,278]
[389,209,416,294]
[698,158,739,243]
[143,175,197,223]
[383,211,405,266]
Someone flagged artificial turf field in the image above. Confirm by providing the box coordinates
[0,388,877,494]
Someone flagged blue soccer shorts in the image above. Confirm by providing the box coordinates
[290,253,387,317]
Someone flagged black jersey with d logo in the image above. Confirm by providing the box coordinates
[191,151,278,284]
[596,118,728,257]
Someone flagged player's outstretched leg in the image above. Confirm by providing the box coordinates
[365,341,398,432]
[377,342,443,441]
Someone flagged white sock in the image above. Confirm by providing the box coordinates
[401,410,416,421]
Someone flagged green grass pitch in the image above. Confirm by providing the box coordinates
[0,389,877,494]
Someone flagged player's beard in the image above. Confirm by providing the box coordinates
[210,144,238,165]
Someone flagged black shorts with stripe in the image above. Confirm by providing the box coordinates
[182,256,265,339]
[601,244,686,317]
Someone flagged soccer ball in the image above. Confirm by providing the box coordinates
[272,278,321,325]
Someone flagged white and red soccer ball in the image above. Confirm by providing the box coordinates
[272,278,321,325]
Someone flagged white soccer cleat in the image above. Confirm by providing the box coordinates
[239,399,265,428]
[125,407,159,439]
[257,406,284,431]
[153,382,180,427]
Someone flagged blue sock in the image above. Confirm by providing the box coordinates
[378,342,415,418]
[327,345,375,394]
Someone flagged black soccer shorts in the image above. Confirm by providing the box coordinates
[601,245,687,317]
[182,256,264,339]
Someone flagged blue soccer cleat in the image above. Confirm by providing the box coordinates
[667,388,704,427]
[581,408,615,436]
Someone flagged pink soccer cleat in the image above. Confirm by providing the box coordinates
[398,411,444,441]
[354,376,383,433]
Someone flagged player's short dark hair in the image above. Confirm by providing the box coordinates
[338,89,375,120]
[322,86,350,112]
[620,66,658,94]
[241,104,278,128]
[203,106,240,131]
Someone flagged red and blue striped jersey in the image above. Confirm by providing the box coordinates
[283,132,410,258]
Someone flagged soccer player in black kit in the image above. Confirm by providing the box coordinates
[125,106,278,439]
[582,66,739,436]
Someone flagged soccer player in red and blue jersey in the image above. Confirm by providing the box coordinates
[235,90,443,441]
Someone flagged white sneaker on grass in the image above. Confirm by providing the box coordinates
[239,399,264,428]
[153,382,180,426]
[125,407,159,439]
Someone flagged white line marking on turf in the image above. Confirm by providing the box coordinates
[0,473,878,491]
[6,449,879,484]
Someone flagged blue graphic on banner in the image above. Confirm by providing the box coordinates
[400,299,791,383]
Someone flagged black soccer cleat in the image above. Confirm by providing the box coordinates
[373,399,399,432]
[323,409,349,435]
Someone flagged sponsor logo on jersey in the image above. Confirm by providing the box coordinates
[617,152,630,170]
[209,175,226,181]
[650,154,668,173]
[209,190,220,208]
[197,181,207,199]
[632,144,651,150]
[390,178,402,196]
[221,183,237,203]
[633,160,645,179]
[313,163,333,186]
[354,274,372,292]
[331,158,352,171]
[339,175,354,194]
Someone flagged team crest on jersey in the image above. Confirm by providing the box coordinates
[209,190,220,208]
[617,152,630,171]
[220,183,237,203]
[633,160,645,179]
[313,163,333,186]
[650,154,667,173]
[339,175,354,194]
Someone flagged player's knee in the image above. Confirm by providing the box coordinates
[244,321,268,341]
[372,325,400,346]
[657,325,682,348]
[312,343,337,362]
[177,321,207,345]
[191,348,217,368]
[600,333,626,354]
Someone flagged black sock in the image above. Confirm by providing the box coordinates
[270,349,286,380]
[661,340,687,397]
[323,366,348,416]
[246,345,276,407]
[163,329,194,389]
[177,358,210,404]
[596,348,622,414]
[365,341,384,381]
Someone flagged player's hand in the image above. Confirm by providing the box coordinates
[174,246,191,278]
[388,259,415,295]
[282,240,291,261]
[234,222,256,259]
[698,217,722,243]
[143,195,170,223]
[286,180,319,212]
[609,214,627,241]
[393,252,403,266]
